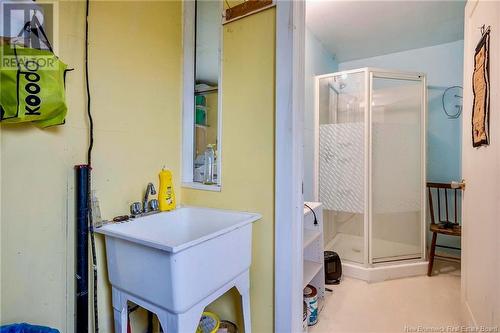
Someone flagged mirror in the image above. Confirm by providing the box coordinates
[193,0,221,185]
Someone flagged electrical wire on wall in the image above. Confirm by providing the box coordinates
[23,0,97,330]
[26,0,97,330]
[304,204,318,225]
[84,0,99,330]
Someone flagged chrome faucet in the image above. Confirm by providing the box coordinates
[129,182,159,217]
[143,182,157,213]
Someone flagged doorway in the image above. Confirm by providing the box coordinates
[302,1,465,331]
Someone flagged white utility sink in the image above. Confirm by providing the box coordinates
[96,206,261,333]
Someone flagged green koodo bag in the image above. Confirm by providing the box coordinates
[0,44,68,128]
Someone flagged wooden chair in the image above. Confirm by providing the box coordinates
[427,182,463,276]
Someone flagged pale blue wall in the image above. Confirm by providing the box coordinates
[304,29,338,201]
[340,40,464,252]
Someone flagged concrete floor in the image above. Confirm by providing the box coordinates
[310,259,462,333]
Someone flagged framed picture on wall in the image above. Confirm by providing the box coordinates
[223,0,275,24]
[471,26,490,147]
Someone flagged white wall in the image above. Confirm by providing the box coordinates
[304,28,337,201]
[340,40,464,251]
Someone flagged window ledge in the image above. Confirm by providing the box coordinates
[182,182,221,192]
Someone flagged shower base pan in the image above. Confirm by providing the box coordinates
[326,234,428,283]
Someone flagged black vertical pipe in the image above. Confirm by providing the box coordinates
[147,311,153,333]
[75,165,90,333]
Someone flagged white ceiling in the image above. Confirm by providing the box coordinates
[306,0,466,63]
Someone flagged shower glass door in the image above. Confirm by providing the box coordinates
[370,73,425,263]
[317,71,366,264]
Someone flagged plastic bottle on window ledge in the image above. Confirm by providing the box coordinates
[203,144,216,185]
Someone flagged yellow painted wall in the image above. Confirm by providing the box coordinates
[1,1,182,331]
[1,2,276,333]
[182,8,276,333]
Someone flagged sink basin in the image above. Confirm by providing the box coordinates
[96,206,261,315]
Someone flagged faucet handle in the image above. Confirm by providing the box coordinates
[130,202,143,216]
[149,199,159,212]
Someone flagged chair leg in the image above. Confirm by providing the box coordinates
[427,232,437,276]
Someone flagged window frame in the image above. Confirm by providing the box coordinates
[181,0,223,192]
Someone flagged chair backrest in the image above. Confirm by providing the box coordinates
[427,182,462,226]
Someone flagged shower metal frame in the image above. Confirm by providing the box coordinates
[314,67,427,267]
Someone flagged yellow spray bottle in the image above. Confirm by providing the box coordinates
[158,167,176,211]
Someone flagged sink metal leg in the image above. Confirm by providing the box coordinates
[111,270,252,333]
[235,270,251,333]
[113,308,127,333]
[241,290,251,333]
[112,287,128,333]
[157,306,203,333]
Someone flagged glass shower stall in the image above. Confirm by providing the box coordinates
[315,68,426,269]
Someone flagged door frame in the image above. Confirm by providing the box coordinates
[274,1,306,332]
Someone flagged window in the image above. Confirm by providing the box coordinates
[182,0,222,191]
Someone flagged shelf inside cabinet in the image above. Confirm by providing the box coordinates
[303,229,321,249]
[303,260,322,289]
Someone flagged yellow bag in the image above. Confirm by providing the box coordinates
[0,44,69,127]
